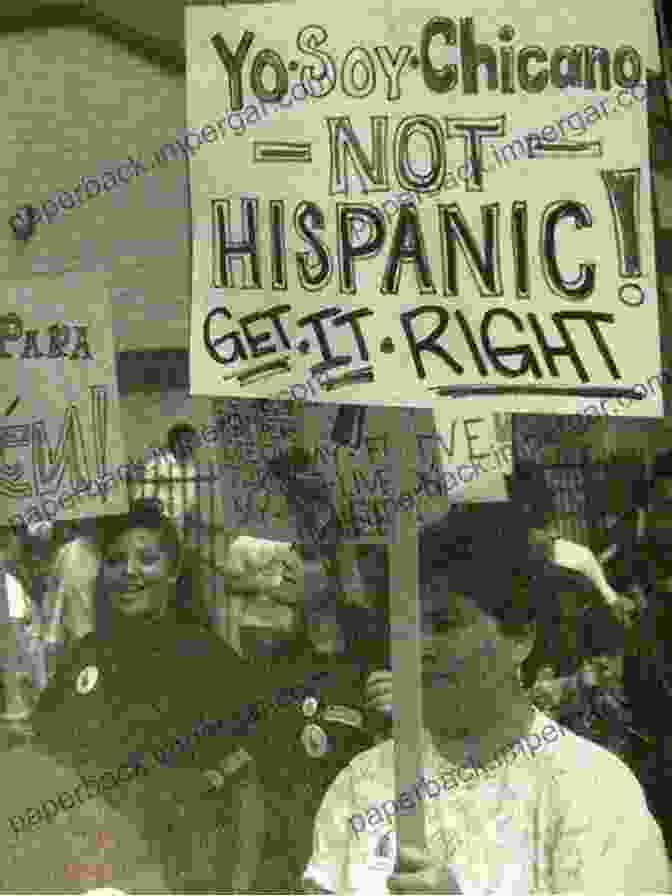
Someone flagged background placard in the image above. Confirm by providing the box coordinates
[211,399,510,541]
[0,273,128,526]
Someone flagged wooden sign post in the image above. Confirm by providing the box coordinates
[388,407,425,851]
[280,399,429,852]
[304,401,428,851]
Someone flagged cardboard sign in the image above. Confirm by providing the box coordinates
[410,405,511,507]
[212,397,403,542]
[0,274,128,526]
[212,396,303,541]
[211,398,510,541]
[187,0,662,418]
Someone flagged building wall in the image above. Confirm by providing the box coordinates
[0,24,191,352]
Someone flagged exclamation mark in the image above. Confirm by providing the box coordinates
[90,385,109,500]
[600,168,642,278]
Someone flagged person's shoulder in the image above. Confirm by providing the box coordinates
[534,711,646,798]
[307,737,395,813]
[54,537,99,576]
[346,736,395,780]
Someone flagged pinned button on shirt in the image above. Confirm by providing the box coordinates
[302,696,319,718]
[75,666,99,695]
[203,769,226,793]
[301,723,329,758]
[218,747,253,777]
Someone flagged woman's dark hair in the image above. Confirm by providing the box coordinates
[93,499,209,629]
[95,499,181,568]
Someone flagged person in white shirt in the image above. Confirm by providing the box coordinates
[127,423,200,530]
[1,569,35,721]
[40,533,100,664]
[303,509,671,895]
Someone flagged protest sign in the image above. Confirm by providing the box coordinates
[211,396,302,541]
[410,405,510,506]
[0,274,128,526]
[210,398,510,541]
[187,0,662,418]
[212,397,402,542]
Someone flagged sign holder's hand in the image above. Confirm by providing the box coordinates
[365,668,393,716]
[387,846,463,894]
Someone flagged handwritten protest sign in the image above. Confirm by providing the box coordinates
[211,397,301,541]
[411,404,510,506]
[210,398,510,540]
[187,0,662,418]
[0,274,128,526]
[212,397,399,542]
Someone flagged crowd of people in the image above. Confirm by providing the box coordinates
[1,435,672,892]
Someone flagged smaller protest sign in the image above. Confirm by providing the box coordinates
[0,274,128,527]
[210,399,510,543]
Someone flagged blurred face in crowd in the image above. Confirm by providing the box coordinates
[420,582,534,739]
[102,527,179,618]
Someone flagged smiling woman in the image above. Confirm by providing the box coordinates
[30,499,267,891]
[92,499,211,631]
[98,504,182,622]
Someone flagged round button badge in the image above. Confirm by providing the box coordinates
[203,769,226,793]
[301,723,329,758]
[75,665,99,695]
[301,696,319,718]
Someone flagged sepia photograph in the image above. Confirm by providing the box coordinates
[3,0,672,891]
